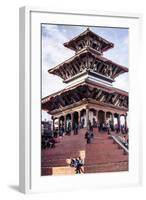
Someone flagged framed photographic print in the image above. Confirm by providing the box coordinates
[19,7,142,193]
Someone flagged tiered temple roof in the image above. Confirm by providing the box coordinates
[48,28,128,85]
[42,28,128,114]
[48,48,128,83]
[42,80,128,114]
[63,28,114,53]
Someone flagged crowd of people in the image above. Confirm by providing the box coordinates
[41,135,57,149]
[42,118,128,149]
[41,118,128,176]
[89,119,128,134]
[70,157,84,174]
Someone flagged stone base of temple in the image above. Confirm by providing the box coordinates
[41,128,128,176]
[41,162,128,176]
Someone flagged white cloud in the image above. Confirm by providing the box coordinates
[113,73,129,91]
[42,25,75,97]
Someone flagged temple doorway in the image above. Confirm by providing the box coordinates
[120,115,125,125]
[113,113,120,126]
[89,108,97,127]
[59,116,65,128]
[106,112,114,125]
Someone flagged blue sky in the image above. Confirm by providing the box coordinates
[42,24,129,120]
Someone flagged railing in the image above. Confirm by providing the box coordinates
[110,135,129,154]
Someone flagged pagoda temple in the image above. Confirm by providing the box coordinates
[42,28,128,131]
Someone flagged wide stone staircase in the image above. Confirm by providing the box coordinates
[41,128,128,176]
[84,129,128,173]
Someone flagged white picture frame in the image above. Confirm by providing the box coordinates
[19,6,142,194]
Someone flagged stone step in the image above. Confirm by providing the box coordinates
[42,161,68,167]
[42,147,85,155]
[41,161,128,176]
[84,161,128,173]
[85,149,124,156]
[41,128,128,175]
[42,154,128,167]
[85,156,128,165]
[41,166,76,176]
[42,148,124,160]
[42,151,80,157]
[88,140,115,145]
[85,143,119,150]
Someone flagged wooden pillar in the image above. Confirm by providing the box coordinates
[105,112,107,123]
[58,117,60,129]
[96,110,98,123]
[71,113,73,130]
[125,114,127,129]
[110,113,114,131]
[52,116,55,131]
[103,111,106,123]
[64,115,66,131]
[118,114,121,130]
[111,113,114,126]
[86,107,89,128]
[78,111,81,128]
[113,113,115,127]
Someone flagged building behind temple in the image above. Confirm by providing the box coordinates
[42,28,128,132]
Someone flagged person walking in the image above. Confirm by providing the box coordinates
[85,130,93,144]
[85,131,90,144]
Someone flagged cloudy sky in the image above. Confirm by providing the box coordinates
[41,24,129,120]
